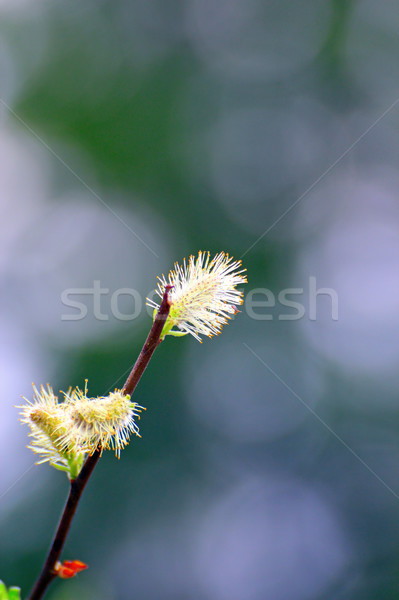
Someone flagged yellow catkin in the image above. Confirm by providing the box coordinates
[20,385,144,464]
[19,385,82,467]
[61,388,144,457]
[147,251,247,341]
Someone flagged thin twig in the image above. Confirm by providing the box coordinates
[123,285,172,395]
[27,451,101,600]
[27,287,172,600]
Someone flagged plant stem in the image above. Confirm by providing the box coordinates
[27,287,172,600]
[122,285,173,395]
[27,450,101,600]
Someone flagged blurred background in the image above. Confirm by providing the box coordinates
[1,1,399,598]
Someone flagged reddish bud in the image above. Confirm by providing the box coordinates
[54,560,88,579]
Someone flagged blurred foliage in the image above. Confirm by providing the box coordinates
[0,582,21,600]
[2,1,399,599]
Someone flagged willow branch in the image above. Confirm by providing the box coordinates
[27,450,101,600]
[27,287,172,600]
[123,285,172,395]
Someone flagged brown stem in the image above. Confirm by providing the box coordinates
[27,287,172,600]
[123,284,172,396]
[28,450,101,600]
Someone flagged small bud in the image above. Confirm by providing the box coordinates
[54,560,88,579]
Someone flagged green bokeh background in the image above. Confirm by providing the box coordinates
[2,1,399,599]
